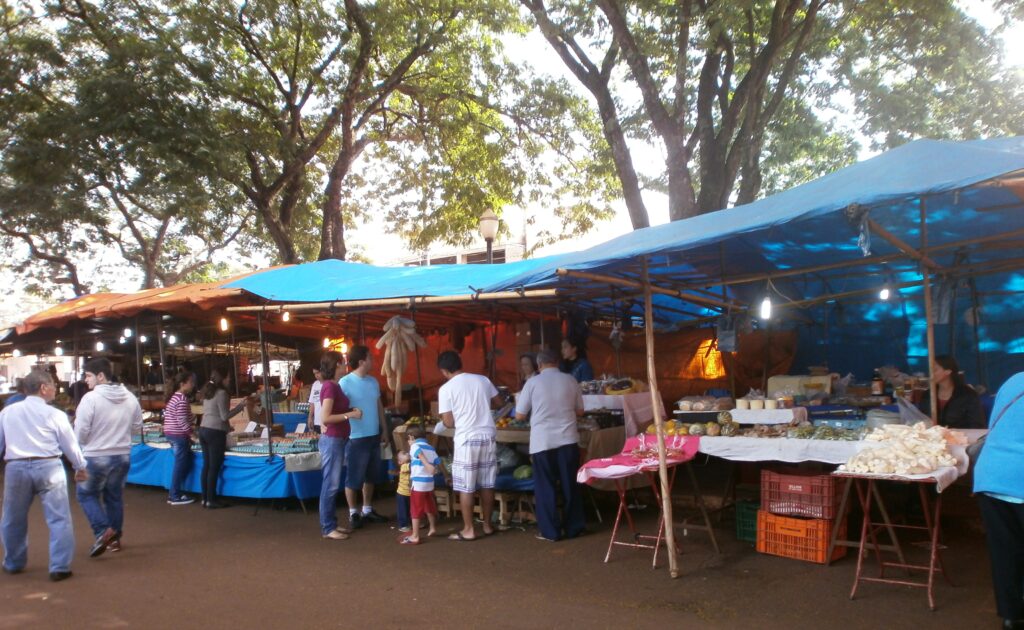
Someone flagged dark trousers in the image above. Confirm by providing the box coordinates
[199,428,228,504]
[978,493,1024,621]
[532,443,585,540]
[396,494,411,529]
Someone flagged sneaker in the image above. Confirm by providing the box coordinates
[349,512,364,530]
[90,528,117,558]
[362,509,387,524]
[322,530,349,541]
[398,526,412,533]
[167,496,195,506]
[2,566,23,575]
[107,540,122,553]
[49,571,73,582]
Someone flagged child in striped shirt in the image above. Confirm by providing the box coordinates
[399,425,439,544]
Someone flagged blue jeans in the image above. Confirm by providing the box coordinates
[1,459,76,573]
[76,454,131,537]
[167,436,193,500]
[318,436,347,535]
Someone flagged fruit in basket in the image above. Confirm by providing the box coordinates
[688,423,707,436]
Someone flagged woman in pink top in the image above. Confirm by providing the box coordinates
[164,372,196,505]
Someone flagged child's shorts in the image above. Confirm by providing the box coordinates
[411,489,438,519]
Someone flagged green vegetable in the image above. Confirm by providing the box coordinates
[513,465,533,480]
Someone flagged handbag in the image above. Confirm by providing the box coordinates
[967,389,1024,463]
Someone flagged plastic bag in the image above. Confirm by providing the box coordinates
[897,397,931,425]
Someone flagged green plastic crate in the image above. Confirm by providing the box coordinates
[736,499,760,543]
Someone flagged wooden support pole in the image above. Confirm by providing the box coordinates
[227,289,560,313]
[866,219,942,270]
[920,199,938,424]
[642,257,679,579]
[558,268,736,311]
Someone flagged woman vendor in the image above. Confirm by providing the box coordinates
[560,338,594,383]
[974,371,1024,629]
[920,355,986,429]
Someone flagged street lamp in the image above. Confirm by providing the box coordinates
[478,209,499,264]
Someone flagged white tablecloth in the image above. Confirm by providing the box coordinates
[726,407,808,425]
[698,436,864,464]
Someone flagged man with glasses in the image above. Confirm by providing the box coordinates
[0,368,88,581]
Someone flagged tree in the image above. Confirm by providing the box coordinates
[1,0,258,295]
[521,0,1024,227]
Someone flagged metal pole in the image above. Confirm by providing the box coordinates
[968,277,987,388]
[230,326,239,397]
[642,257,679,578]
[486,238,493,265]
[921,198,939,424]
[134,316,143,390]
[411,309,425,418]
[156,314,166,383]
[256,312,275,461]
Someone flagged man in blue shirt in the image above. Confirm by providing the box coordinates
[339,346,389,528]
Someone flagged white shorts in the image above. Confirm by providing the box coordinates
[451,437,497,493]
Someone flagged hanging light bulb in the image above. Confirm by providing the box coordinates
[188,344,196,351]
[124,327,133,338]
[760,296,773,320]
[95,341,105,352]
[322,337,330,348]
[282,311,291,322]
[220,317,229,332]
[119,336,126,344]
[55,346,64,356]
[168,335,177,345]
[140,335,148,343]
[12,349,21,357]
[879,286,891,301]
[341,342,349,354]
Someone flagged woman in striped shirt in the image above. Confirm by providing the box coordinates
[164,372,196,505]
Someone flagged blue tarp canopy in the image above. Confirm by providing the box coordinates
[226,137,1024,385]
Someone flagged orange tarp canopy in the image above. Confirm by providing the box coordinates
[15,269,280,335]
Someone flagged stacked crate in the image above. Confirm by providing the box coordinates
[755,468,846,564]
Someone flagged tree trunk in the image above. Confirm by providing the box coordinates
[318,154,351,261]
[595,92,649,230]
[257,200,299,264]
[666,139,698,221]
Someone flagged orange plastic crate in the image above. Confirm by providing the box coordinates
[755,510,846,564]
[761,468,841,520]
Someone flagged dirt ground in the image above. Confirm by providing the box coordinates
[0,476,1000,630]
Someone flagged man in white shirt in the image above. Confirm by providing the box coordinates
[0,368,88,581]
[75,357,143,557]
[307,367,323,433]
[515,349,586,541]
[437,351,503,541]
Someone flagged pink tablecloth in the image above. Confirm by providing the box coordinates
[577,435,700,484]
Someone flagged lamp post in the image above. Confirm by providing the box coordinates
[478,209,499,264]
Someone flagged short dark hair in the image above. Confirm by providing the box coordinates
[347,345,370,371]
[83,357,114,381]
[406,424,426,440]
[436,350,462,373]
[23,368,53,395]
[320,351,343,380]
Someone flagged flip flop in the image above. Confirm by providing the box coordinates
[398,536,421,545]
[447,531,477,542]
[481,529,497,537]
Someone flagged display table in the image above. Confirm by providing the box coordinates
[698,436,864,464]
[835,472,955,611]
[127,442,322,501]
[578,435,714,565]
[583,392,665,436]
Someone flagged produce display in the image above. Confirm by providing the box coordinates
[376,316,427,395]
[579,377,647,395]
[840,422,963,475]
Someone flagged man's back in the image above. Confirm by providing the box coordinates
[0,397,84,465]
[438,373,498,443]
[518,368,581,454]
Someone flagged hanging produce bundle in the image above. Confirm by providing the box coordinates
[375,316,426,405]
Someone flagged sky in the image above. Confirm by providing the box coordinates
[2,1,1023,328]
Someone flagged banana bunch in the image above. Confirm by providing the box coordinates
[375,316,427,403]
